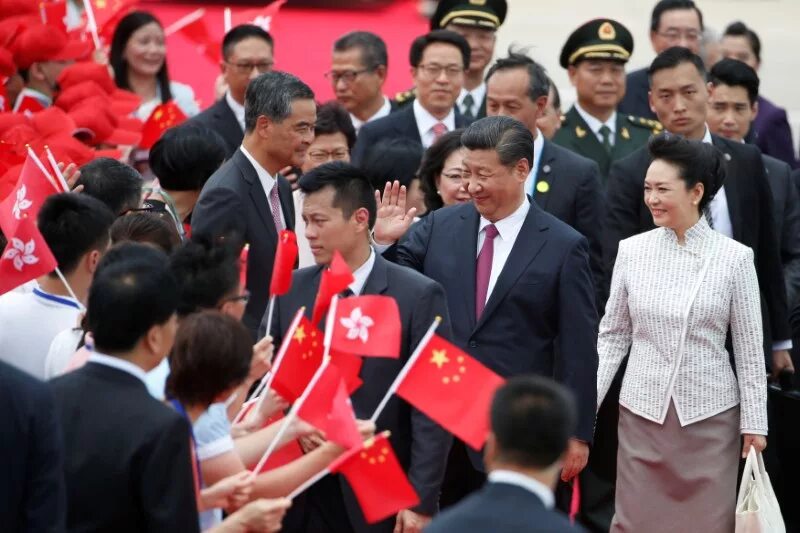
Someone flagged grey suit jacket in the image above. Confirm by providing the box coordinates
[763,154,800,306]
[186,97,243,158]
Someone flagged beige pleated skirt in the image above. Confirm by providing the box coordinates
[611,401,740,533]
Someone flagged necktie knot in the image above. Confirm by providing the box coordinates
[484,224,499,240]
[432,122,447,140]
[462,93,475,118]
[598,125,613,154]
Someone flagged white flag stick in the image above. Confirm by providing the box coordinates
[323,294,339,353]
[262,295,276,347]
[26,147,60,193]
[81,0,102,50]
[44,146,70,192]
[164,8,205,37]
[287,467,331,500]
[224,8,232,33]
[369,316,442,424]
[249,357,330,480]
[55,267,86,313]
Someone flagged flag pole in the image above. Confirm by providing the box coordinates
[223,8,232,33]
[44,146,70,192]
[26,147,60,193]
[164,8,205,37]
[323,295,339,353]
[81,0,102,50]
[248,356,331,480]
[369,316,441,424]
[54,267,86,313]
[263,295,276,347]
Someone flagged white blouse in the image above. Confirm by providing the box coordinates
[597,217,768,435]
[133,81,199,121]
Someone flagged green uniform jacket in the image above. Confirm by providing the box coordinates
[553,105,661,183]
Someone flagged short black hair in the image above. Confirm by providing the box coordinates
[76,158,143,215]
[491,376,577,469]
[547,77,561,110]
[462,116,533,168]
[647,46,706,82]
[298,161,377,229]
[648,133,726,211]
[723,21,761,64]
[485,48,550,103]
[166,310,253,407]
[149,124,227,192]
[409,30,470,69]
[244,71,315,132]
[110,212,181,253]
[222,24,274,61]
[333,31,388,70]
[708,58,760,105]
[87,252,178,353]
[37,193,115,276]
[418,129,464,211]
[169,238,240,317]
[360,138,423,192]
[96,241,168,277]
[315,101,356,151]
[650,0,703,33]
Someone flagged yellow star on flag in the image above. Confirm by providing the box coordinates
[429,349,449,369]
[293,325,307,343]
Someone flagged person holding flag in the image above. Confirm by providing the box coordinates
[261,161,453,533]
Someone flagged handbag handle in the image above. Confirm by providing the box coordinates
[736,446,767,507]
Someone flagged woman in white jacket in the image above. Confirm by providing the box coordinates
[598,134,767,532]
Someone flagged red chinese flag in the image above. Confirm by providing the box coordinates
[330,295,401,358]
[91,0,137,41]
[230,0,286,33]
[311,250,354,325]
[330,348,363,395]
[329,432,419,524]
[396,334,505,450]
[239,243,249,289]
[297,364,361,450]
[171,9,221,65]
[0,216,57,296]
[139,101,187,149]
[271,316,324,402]
[0,152,60,236]
[249,411,304,474]
[269,230,297,296]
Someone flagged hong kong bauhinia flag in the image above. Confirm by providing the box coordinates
[0,216,57,296]
[330,295,401,358]
[396,334,505,450]
[0,151,59,236]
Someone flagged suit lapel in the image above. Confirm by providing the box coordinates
[398,106,423,144]
[361,254,389,295]
[214,99,244,145]
[712,136,743,239]
[234,150,279,241]
[535,140,556,210]
[474,203,547,333]
[458,206,481,331]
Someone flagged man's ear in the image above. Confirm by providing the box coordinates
[648,90,656,115]
[483,432,498,470]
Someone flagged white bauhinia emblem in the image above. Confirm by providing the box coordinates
[3,237,39,271]
[251,15,273,31]
[12,185,32,220]
[340,307,374,343]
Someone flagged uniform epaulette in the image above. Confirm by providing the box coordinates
[393,88,416,106]
[627,115,664,134]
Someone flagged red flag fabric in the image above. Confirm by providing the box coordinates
[169,9,221,65]
[239,243,249,289]
[328,432,419,523]
[0,216,57,296]
[40,1,68,32]
[330,348,363,395]
[396,334,505,450]
[297,364,361,450]
[229,0,286,33]
[271,316,324,402]
[0,151,59,235]
[311,250,353,325]
[269,230,297,296]
[330,295,401,358]
[13,94,46,115]
[89,0,137,42]
[139,101,187,149]
[248,411,304,474]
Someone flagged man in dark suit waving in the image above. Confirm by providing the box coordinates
[375,116,598,504]
[261,162,452,533]
[193,71,314,335]
[427,376,585,533]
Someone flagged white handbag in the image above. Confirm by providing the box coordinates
[735,447,786,533]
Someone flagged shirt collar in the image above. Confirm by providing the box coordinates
[350,96,392,133]
[239,145,277,190]
[348,248,376,296]
[662,215,713,255]
[458,83,486,107]
[225,91,245,131]
[488,470,555,508]
[532,129,545,168]
[87,353,149,385]
[479,197,530,239]
[701,125,712,144]
[574,102,616,134]
[413,98,456,135]
[32,287,81,309]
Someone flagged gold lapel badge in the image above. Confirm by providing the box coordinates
[576,126,586,138]
[621,127,630,140]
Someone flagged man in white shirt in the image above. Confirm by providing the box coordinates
[427,376,584,533]
[0,193,114,379]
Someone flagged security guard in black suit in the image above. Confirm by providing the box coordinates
[394,0,507,120]
[553,19,661,183]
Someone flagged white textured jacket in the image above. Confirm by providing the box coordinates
[598,217,768,434]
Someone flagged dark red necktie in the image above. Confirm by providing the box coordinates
[475,224,499,320]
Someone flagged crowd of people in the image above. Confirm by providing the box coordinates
[1,0,798,531]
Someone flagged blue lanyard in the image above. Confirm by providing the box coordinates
[33,288,81,309]
[169,398,204,488]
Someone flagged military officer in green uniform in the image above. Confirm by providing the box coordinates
[395,0,506,120]
[553,18,661,182]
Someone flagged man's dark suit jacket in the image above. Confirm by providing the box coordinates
[192,148,295,334]
[604,135,791,349]
[186,97,243,158]
[425,481,584,533]
[0,361,65,533]
[618,67,657,120]
[751,96,798,169]
[351,104,471,165]
[261,253,453,532]
[534,139,605,309]
[50,362,199,532]
[395,201,598,447]
[763,154,800,307]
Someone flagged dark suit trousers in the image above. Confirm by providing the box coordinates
[440,440,487,509]
[282,475,355,533]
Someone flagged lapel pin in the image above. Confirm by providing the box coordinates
[724,153,732,161]
[576,126,586,138]
[621,127,630,140]
[542,164,551,174]
[536,181,550,194]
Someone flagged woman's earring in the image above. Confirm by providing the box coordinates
[436,190,441,195]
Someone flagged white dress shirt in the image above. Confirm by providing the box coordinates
[350,96,392,134]
[348,248,376,296]
[87,353,149,385]
[488,470,554,508]
[477,199,531,305]
[575,102,616,146]
[598,217,768,433]
[458,83,486,116]
[239,146,287,229]
[225,90,246,132]
[524,130,546,197]
[413,99,456,148]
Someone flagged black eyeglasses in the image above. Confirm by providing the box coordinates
[324,69,372,84]
[226,61,274,75]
